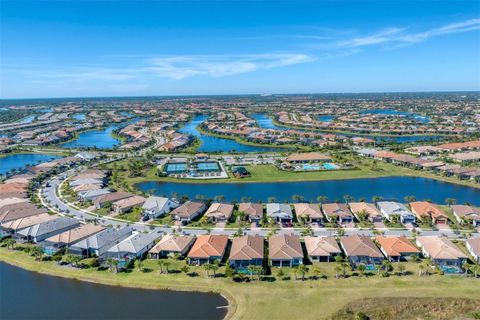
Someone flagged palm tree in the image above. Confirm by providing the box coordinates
[445,198,457,206]
[107,258,119,273]
[164,260,171,274]
[181,265,190,275]
[470,264,480,278]
[4,238,15,250]
[382,260,392,273]
[203,263,212,278]
[334,265,342,279]
[397,263,406,276]
[341,261,350,277]
[418,263,425,276]
[158,260,165,274]
[247,265,256,281]
[30,246,43,261]
[357,264,366,277]
[312,266,321,280]
[316,195,328,204]
[462,261,471,277]
[297,264,308,281]
[404,195,417,203]
[211,260,220,277]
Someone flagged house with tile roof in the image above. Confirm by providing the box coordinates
[237,203,263,225]
[294,203,324,223]
[105,230,162,262]
[268,234,303,267]
[322,203,354,224]
[304,236,342,262]
[205,203,234,223]
[40,224,105,255]
[229,235,264,269]
[466,237,480,264]
[16,216,81,243]
[148,234,196,259]
[416,236,468,269]
[170,201,206,224]
[340,235,384,267]
[375,236,420,262]
[69,226,134,258]
[187,234,229,265]
[348,202,383,223]
[451,205,480,227]
[409,201,449,225]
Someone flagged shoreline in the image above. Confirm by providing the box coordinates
[0,249,237,320]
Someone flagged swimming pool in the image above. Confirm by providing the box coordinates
[323,163,339,170]
[165,163,188,173]
[440,265,462,274]
[301,163,338,170]
[196,162,220,172]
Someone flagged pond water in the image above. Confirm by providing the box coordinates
[0,153,62,175]
[0,262,228,320]
[17,115,36,124]
[60,125,121,149]
[137,176,480,205]
[252,113,288,130]
[72,113,86,120]
[317,115,335,122]
[180,114,285,153]
[361,109,430,123]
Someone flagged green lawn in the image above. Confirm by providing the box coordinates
[1,247,479,320]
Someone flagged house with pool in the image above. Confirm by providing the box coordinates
[205,203,234,223]
[142,196,179,219]
[69,226,134,258]
[148,234,196,259]
[229,235,264,269]
[169,201,206,224]
[348,202,384,223]
[40,223,105,255]
[237,202,264,225]
[282,152,338,171]
[187,234,229,265]
[375,236,420,262]
[466,237,480,264]
[409,201,449,225]
[16,217,81,243]
[451,205,480,227]
[269,234,303,267]
[294,203,324,223]
[416,236,468,273]
[104,230,162,266]
[322,203,354,224]
[340,235,384,268]
[304,236,342,262]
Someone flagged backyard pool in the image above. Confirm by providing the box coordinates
[301,163,339,170]
[440,265,463,274]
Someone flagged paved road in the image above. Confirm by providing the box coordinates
[39,163,465,239]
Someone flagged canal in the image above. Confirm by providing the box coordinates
[0,262,228,320]
[137,176,480,205]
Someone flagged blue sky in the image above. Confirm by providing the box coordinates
[1,1,479,98]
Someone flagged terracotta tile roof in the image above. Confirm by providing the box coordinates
[187,235,228,259]
[451,205,480,220]
[237,203,263,218]
[417,236,467,260]
[229,235,264,261]
[322,203,353,218]
[376,236,420,257]
[304,236,341,257]
[340,235,384,258]
[205,203,234,220]
[410,201,449,220]
[1,213,56,231]
[348,202,382,218]
[149,234,195,254]
[294,203,323,219]
[45,224,105,245]
[170,201,205,219]
[268,234,303,260]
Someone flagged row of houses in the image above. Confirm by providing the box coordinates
[148,233,480,272]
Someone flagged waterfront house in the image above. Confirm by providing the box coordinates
[304,236,342,262]
[322,203,354,224]
[237,202,263,225]
[204,203,234,223]
[409,201,449,225]
[69,178,104,187]
[377,201,416,224]
[105,230,162,262]
[40,224,105,255]
[229,235,264,269]
[1,213,56,237]
[416,236,468,271]
[112,195,147,214]
[148,234,196,259]
[466,237,480,264]
[141,196,179,219]
[268,234,303,267]
[93,191,134,209]
[16,217,81,243]
[375,236,420,262]
[0,202,47,224]
[348,202,384,223]
[451,205,480,227]
[69,226,134,258]
[187,234,229,265]
[340,235,384,267]
[294,203,324,223]
[170,201,206,224]
[266,203,293,223]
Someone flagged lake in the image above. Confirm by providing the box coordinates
[137,176,480,205]
[0,153,62,175]
[253,113,442,143]
[72,113,86,120]
[0,262,228,320]
[61,125,121,149]
[360,109,430,123]
[180,114,284,153]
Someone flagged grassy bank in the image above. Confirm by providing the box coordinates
[1,248,479,320]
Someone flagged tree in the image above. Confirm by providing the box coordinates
[372,195,383,203]
[158,260,165,274]
[63,254,81,267]
[297,264,308,281]
[357,264,366,277]
[397,263,406,276]
[382,260,392,273]
[404,195,416,203]
[4,238,15,250]
[164,260,171,274]
[312,266,321,280]
[316,195,328,204]
[181,265,190,275]
[418,263,425,277]
[445,198,457,206]
[341,261,350,277]
[107,258,119,273]
[462,261,471,277]
[211,260,220,277]
[203,263,212,278]
[334,265,342,279]
[30,246,43,261]
[224,264,234,278]
[135,259,144,272]
[247,265,256,281]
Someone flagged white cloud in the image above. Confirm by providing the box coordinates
[146,54,314,79]
[330,18,480,49]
